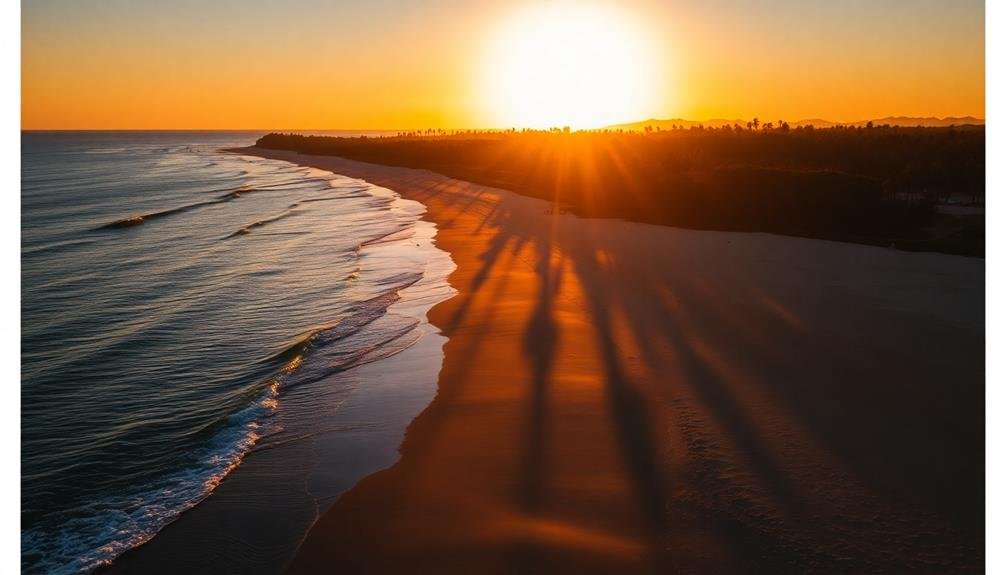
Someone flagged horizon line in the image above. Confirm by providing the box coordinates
[20,115,986,133]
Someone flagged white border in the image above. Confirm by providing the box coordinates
[1,0,20,572]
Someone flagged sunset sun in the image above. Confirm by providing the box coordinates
[482,3,663,129]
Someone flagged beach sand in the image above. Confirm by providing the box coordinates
[239,147,984,573]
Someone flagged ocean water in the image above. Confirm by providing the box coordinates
[21,132,455,573]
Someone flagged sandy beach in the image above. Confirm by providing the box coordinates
[238,147,983,573]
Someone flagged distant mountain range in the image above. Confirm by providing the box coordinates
[607,116,984,131]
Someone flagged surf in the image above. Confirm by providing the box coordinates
[21,132,457,574]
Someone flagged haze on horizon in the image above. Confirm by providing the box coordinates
[22,0,984,130]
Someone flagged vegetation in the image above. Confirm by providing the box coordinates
[257,125,984,256]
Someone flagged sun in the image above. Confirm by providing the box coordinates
[481,2,663,130]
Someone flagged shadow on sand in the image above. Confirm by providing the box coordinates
[396,168,984,572]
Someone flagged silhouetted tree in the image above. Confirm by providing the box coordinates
[255,127,983,255]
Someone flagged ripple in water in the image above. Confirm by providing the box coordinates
[21,132,456,573]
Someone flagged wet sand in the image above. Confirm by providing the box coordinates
[241,147,984,573]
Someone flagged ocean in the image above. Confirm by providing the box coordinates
[21,132,455,573]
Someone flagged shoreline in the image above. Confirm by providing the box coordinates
[236,147,983,572]
[102,150,457,574]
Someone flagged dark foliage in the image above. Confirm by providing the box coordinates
[257,127,984,255]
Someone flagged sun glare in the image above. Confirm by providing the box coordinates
[482,3,663,130]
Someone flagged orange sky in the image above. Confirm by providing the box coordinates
[22,0,985,129]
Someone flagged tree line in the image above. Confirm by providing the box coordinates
[258,126,983,256]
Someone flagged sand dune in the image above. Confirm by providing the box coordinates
[239,147,983,573]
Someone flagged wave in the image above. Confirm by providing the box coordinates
[22,237,99,258]
[225,208,301,238]
[97,186,259,229]
[97,176,341,232]
[20,383,281,575]
[360,223,416,248]
[262,272,422,370]
[21,270,427,574]
[82,148,128,155]
[245,179,324,191]
[279,313,422,393]
[23,140,457,574]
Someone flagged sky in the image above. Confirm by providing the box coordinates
[21,0,985,129]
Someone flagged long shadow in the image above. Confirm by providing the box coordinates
[314,152,983,569]
[561,221,982,568]
[570,253,671,535]
[518,236,563,512]
[444,207,522,332]
[596,262,810,524]
[510,220,566,574]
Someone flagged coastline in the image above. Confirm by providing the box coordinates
[236,147,984,572]
[101,150,457,574]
